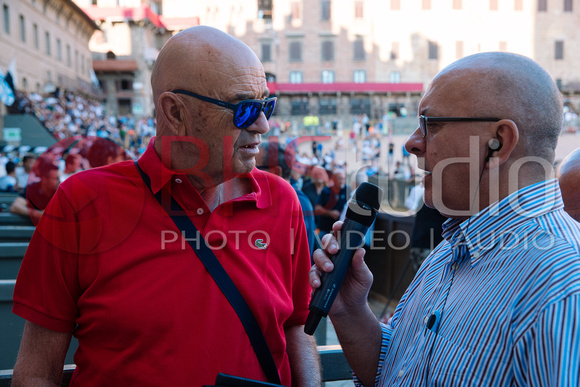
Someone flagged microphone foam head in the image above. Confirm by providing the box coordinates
[346,182,383,227]
[354,182,383,212]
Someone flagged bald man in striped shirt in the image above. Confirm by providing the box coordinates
[311,52,580,386]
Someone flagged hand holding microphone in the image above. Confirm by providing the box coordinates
[305,182,382,335]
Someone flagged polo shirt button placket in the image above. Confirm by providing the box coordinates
[175,178,182,184]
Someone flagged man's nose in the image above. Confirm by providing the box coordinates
[246,112,270,134]
[404,127,425,156]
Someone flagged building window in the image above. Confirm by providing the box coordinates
[19,14,25,41]
[67,45,71,66]
[538,0,547,11]
[290,2,300,20]
[33,23,38,49]
[322,41,334,61]
[319,98,337,115]
[289,41,302,62]
[555,41,564,60]
[428,41,438,60]
[499,41,507,51]
[564,0,573,12]
[261,42,272,62]
[391,42,399,60]
[355,1,363,18]
[354,70,366,83]
[322,70,335,83]
[258,0,273,19]
[321,0,331,20]
[455,41,463,59]
[57,39,62,61]
[3,5,9,34]
[453,0,462,10]
[351,98,371,115]
[391,0,401,10]
[291,97,309,115]
[515,0,523,11]
[390,71,401,83]
[81,54,85,75]
[289,71,303,84]
[490,0,498,10]
[354,38,365,60]
[422,0,431,10]
[119,79,132,90]
[45,31,51,55]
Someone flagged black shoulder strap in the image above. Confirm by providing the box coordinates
[134,161,281,385]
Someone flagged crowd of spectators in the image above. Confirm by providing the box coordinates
[9,89,155,157]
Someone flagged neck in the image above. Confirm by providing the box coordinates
[197,183,222,212]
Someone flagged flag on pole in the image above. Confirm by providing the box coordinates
[0,68,15,106]
[7,58,17,90]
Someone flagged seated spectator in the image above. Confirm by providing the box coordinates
[556,147,580,221]
[10,157,59,224]
[302,166,328,228]
[60,152,83,182]
[315,170,348,239]
[15,155,36,191]
[86,137,127,168]
[0,161,17,192]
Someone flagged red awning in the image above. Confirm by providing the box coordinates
[267,82,424,94]
[93,60,139,72]
[82,5,199,30]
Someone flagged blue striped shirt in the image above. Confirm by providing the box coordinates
[366,179,580,386]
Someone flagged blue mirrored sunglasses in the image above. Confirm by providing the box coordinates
[172,89,277,129]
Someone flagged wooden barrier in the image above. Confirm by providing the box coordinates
[0,213,34,227]
[0,243,28,280]
[0,226,35,241]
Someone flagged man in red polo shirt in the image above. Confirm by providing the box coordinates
[12,26,319,386]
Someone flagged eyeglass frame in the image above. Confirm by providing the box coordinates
[171,89,277,129]
[419,116,502,138]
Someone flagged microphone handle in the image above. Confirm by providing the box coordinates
[304,218,369,335]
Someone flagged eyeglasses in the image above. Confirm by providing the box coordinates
[419,115,501,138]
[172,89,277,129]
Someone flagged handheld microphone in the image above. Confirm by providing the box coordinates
[304,182,383,335]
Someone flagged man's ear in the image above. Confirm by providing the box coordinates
[487,119,519,169]
[158,92,187,135]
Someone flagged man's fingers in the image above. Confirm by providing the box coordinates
[313,248,335,273]
[331,221,344,233]
[309,264,322,288]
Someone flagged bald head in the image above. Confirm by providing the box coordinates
[151,26,263,111]
[435,52,563,163]
[557,148,580,221]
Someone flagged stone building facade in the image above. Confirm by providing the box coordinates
[0,0,97,96]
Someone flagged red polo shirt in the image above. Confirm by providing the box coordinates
[13,138,311,386]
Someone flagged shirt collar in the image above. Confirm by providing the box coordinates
[441,179,564,266]
[136,136,270,209]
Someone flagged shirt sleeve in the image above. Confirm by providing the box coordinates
[353,322,393,386]
[513,293,580,386]
[12,185,82,333]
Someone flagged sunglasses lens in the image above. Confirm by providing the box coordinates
[264,99,276,120]
[234,102,262,129]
